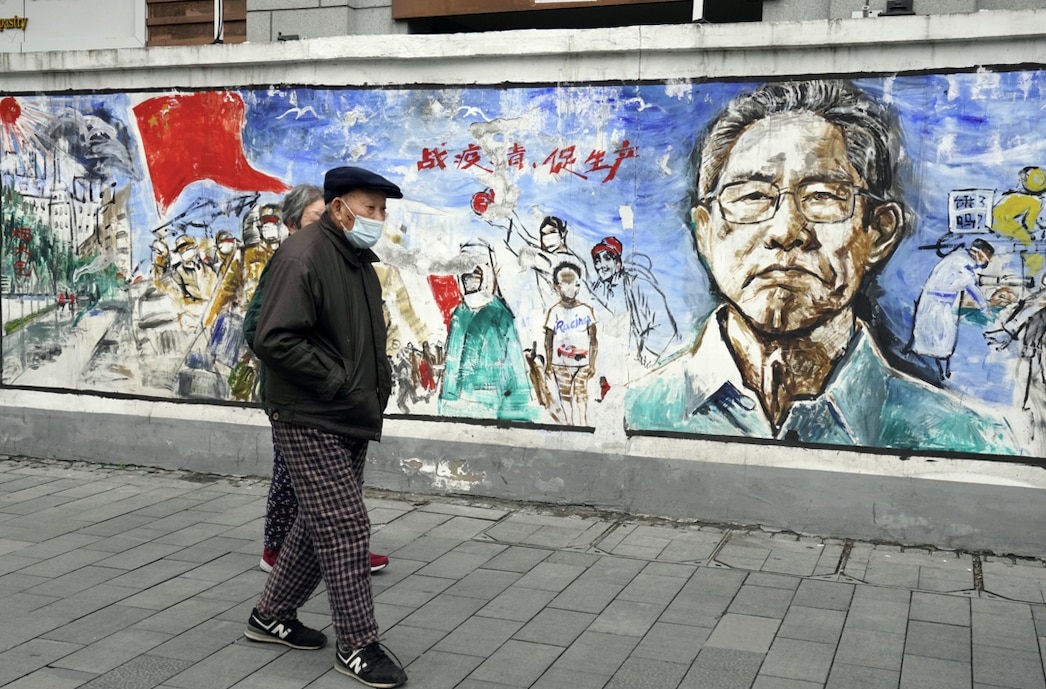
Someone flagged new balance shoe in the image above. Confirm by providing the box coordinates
[244,608,327,650]
[335,641,407,688]
[369,552,390,573]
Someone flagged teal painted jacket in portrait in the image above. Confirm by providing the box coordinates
[625,310,1020,456]
[439,295,537,423]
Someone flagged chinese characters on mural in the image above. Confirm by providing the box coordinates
[2,75,1046,459]
[417,140,637,183]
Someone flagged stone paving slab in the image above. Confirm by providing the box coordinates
[982,557,1046,604]
[2,455,1046,689]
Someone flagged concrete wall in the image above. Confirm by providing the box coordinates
[3,11,1046,555]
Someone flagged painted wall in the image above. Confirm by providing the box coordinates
[2,11,1046,553]
[5,72,1045,455]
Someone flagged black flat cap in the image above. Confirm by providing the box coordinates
[323,166,403,204]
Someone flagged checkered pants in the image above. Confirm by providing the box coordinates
[256,421,377,649]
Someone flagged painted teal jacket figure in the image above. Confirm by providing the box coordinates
[626,79,1019,456]
[438,240,537,422]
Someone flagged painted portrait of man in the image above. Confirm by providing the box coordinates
[625,80,1017,454]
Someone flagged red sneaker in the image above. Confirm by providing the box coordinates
[260,548,279,573]
[370,552,389,573]
[263,548,386,573]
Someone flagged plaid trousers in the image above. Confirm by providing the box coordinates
[256,420,377,650]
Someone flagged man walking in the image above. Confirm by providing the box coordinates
[244,166,407,688]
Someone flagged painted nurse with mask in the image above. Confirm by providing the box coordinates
[438,238,538,422]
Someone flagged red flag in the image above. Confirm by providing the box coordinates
[427,274,462,331]
[133,92,288,214]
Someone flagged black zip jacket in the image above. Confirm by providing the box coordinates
[252,212,392,440]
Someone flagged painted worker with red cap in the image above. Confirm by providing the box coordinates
[590,235,679,366]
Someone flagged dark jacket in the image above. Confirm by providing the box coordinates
[242,263,267,352]
[251,212,392,440]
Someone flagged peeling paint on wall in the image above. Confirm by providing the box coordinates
[399,457,485,491]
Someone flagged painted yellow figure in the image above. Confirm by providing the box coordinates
[172,234,217,303]
[206,206,280,326]
[993,166,1046,246]
[200,206,281,401]
[152,238,171,282]
[375,263,431,358]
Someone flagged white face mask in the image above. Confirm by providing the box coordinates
[260,222,281,243]
[464,291,494,310]
[338,199,384,249]
[557,272,581,299]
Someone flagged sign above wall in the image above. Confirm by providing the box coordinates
[0,0,145,53]
[0,16,28,31]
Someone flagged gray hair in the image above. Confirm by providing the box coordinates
[280,184,324,231]
[689,80,905,231]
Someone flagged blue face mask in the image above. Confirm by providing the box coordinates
[338,200,384,249]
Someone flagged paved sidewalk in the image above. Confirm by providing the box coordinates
[1,456,1045,689]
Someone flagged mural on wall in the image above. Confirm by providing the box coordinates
[2,72,1046,459]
